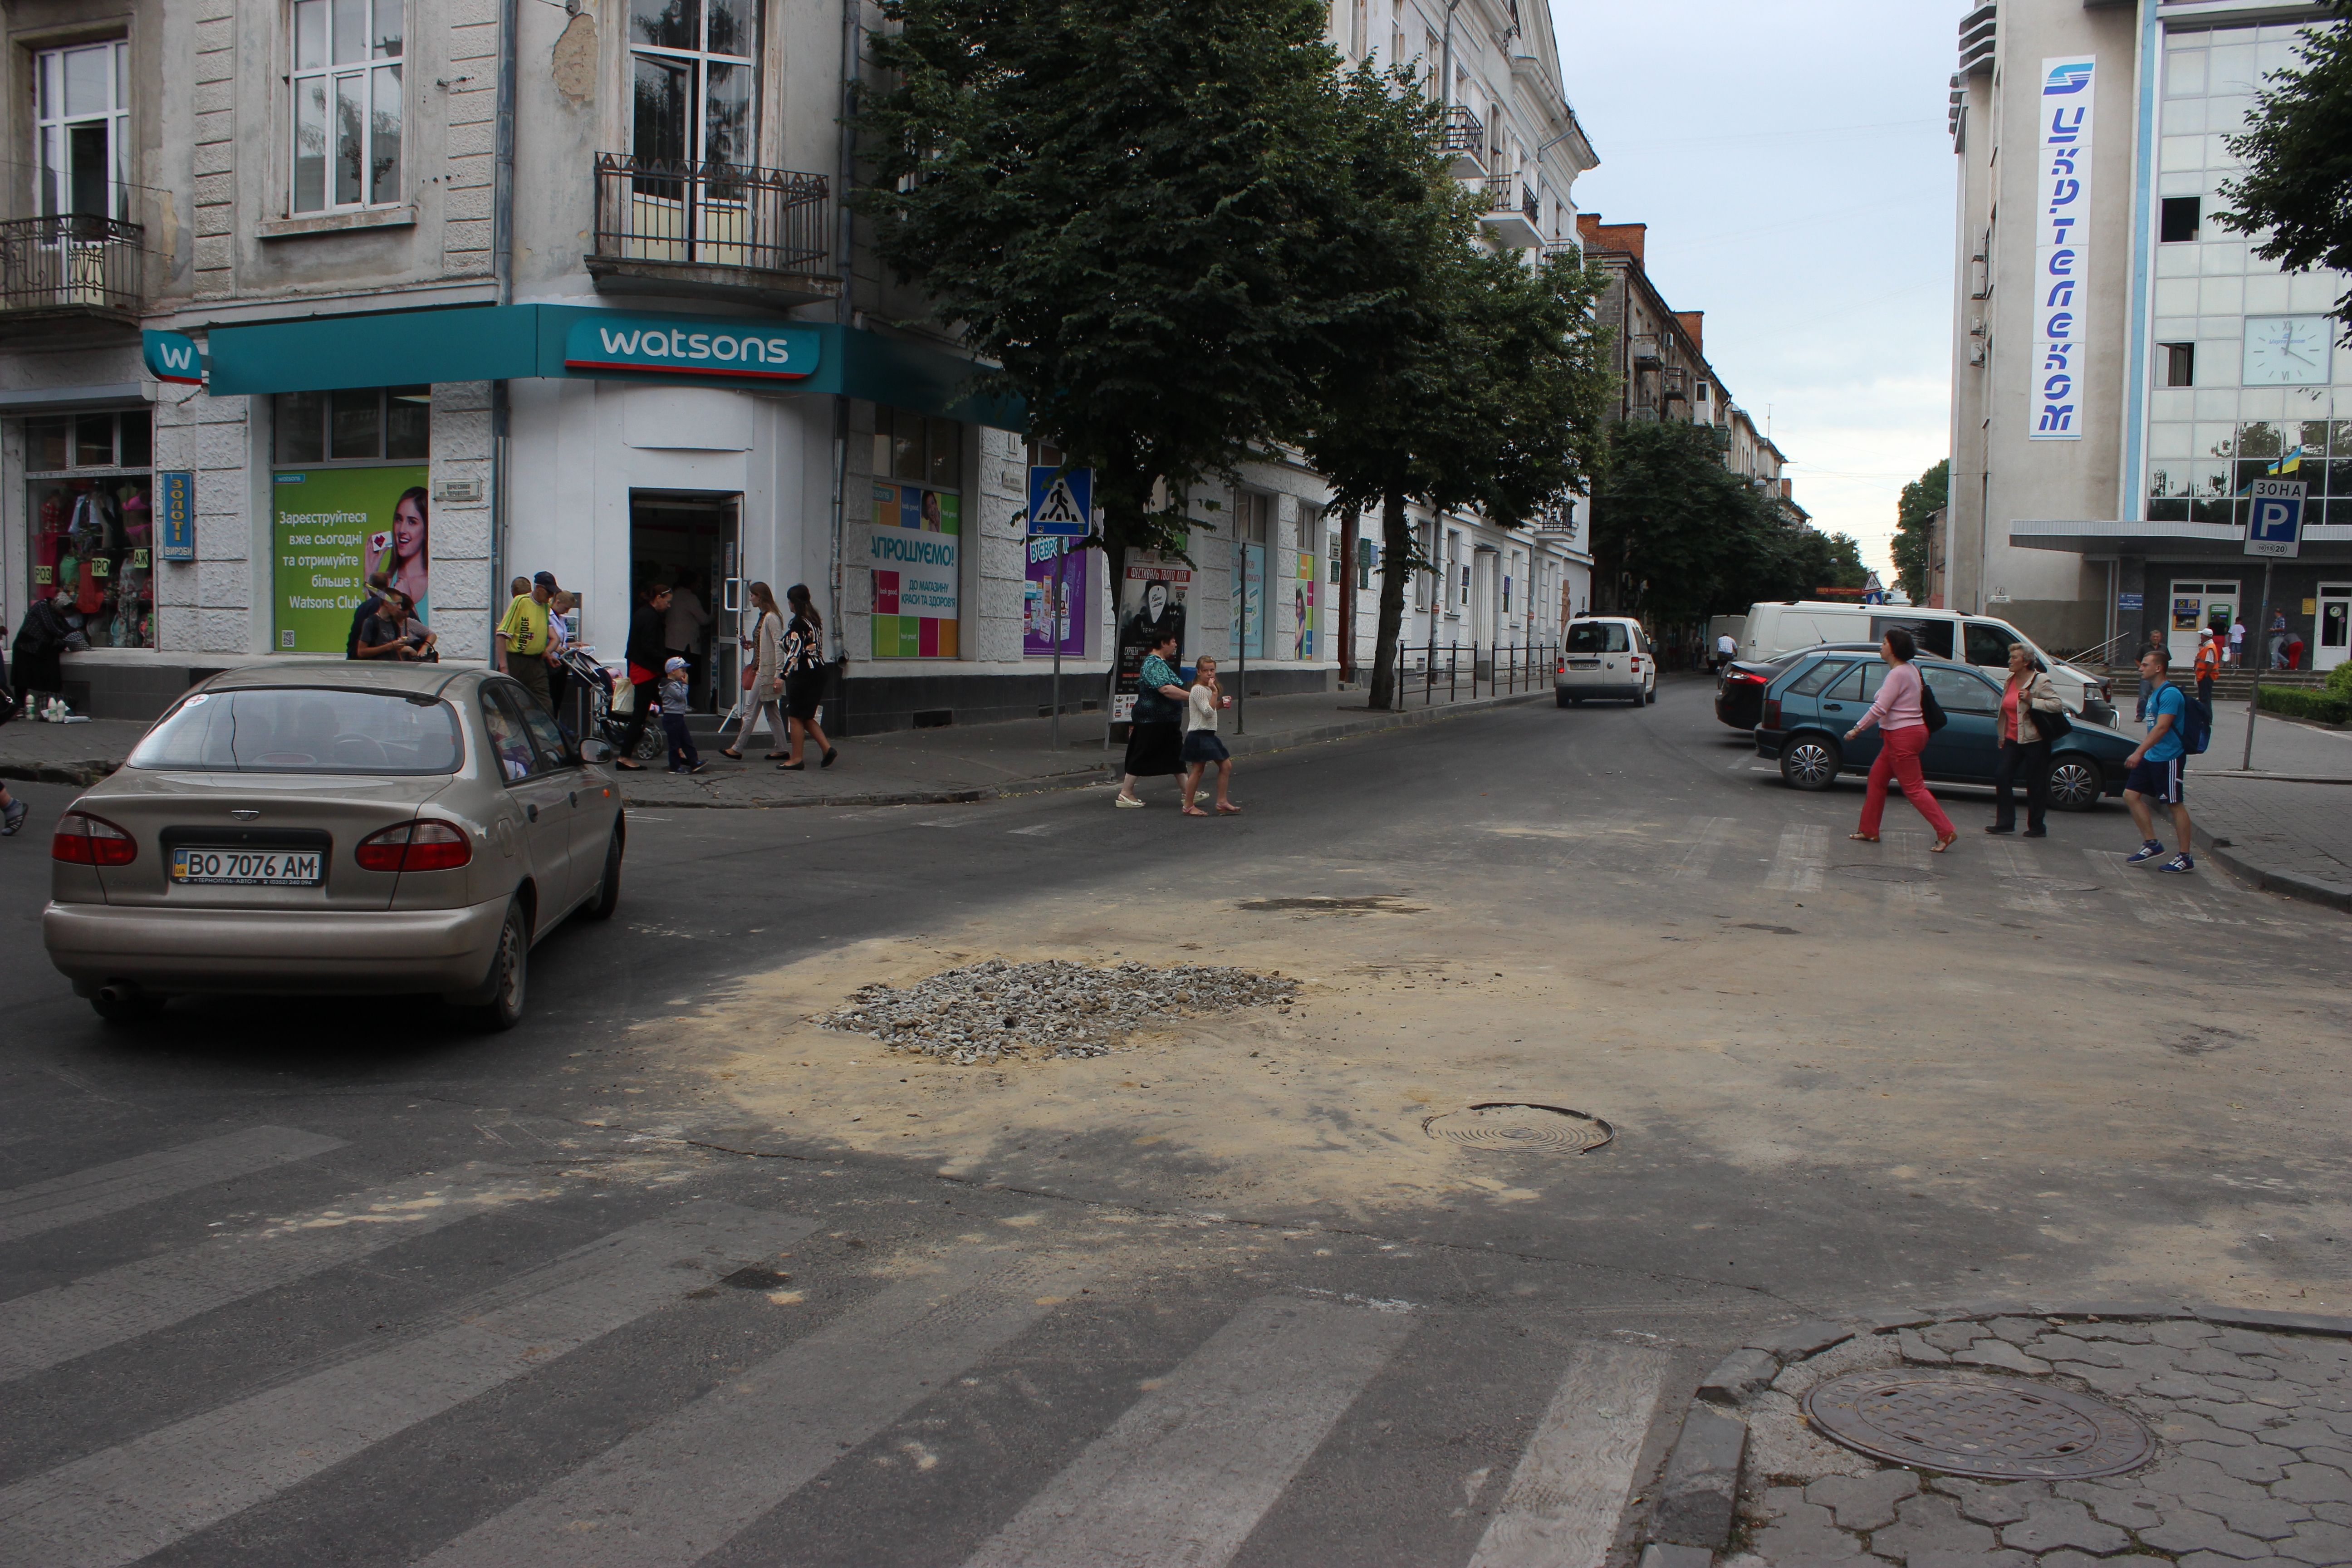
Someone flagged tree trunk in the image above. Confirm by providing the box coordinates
[1368,489,1411,710]
[1337,507,1355,685]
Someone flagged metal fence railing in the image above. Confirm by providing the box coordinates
[1370,638,1559,706]
[0,215,142,319]
[591,153,831,277]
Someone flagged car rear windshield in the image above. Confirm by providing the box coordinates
[1566,622,1630,653]
[129,687,463,775]
[1785,659,1852,697]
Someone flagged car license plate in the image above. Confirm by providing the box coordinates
[170,848,324,886]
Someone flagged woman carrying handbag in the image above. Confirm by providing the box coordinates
[777,583,837,770]
[723,582,788,760]
[1988,642,2067,837]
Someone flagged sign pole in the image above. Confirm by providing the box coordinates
[2241,559,2271,772]
[2239,476,2305,772]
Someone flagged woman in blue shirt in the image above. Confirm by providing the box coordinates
[1115,631,1189,807]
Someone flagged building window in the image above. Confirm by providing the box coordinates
[290,0,405,214]
[25,410,156,651]
[2160,196,2200,243]
[873,405,962,490]
[631,0,756,170]
[274,387,430,464]
[35,43,131,220]
[2161,343,2195,387]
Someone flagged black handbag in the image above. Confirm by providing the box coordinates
[1919,675,1947,734]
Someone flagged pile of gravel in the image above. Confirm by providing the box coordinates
[816,958,1299,1064]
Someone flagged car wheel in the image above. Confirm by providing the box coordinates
[1779,735,1842,791]
[587,822,623,920]
[1645,684,1658,705]
[2045,754,2104,813]
[475,898,529,1031]
[1556,691,1571,708]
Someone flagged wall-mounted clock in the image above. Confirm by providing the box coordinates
[2242,315,2333,386]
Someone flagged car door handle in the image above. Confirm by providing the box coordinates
[568,791,578,807]
[1823,702,1843,710]
[526,804,539,823]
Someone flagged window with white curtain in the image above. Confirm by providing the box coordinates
[289,0,404,214]
[35,43,130,221]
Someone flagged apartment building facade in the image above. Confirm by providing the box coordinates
[0,0,1608,724]
[1945,0,2352,669]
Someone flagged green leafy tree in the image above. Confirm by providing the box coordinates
[1295,68,1613,707]
[1891,458,1948,604]
[1591,420,1774,624]
[2220,3,2352,341]
[853,0,1362,596]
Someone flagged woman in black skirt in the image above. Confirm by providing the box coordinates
[1115,631,1189,807]
[777,583,837,769]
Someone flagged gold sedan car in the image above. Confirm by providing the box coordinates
[44,662,625,1029]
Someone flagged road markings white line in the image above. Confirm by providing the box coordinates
[1467,1342,1669,1568]
[1668,817,1736,882]
[0,1202,815,1568]
[1009,823,1056,836]
[1879,830,1945,910]
[1764,824,1828,893]
[0,1166,550,1383]
[0,1127,344,1247]
[417,1249,1096,1568]
[960,1295,1412,1568]
[2084,849,2168,925]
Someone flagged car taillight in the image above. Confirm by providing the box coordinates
[52,812,136,866]
[1555,657,1565,675]
[1764,698,1782,728]
[355,820,473,873]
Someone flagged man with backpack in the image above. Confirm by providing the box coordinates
[2124,646,2197,874]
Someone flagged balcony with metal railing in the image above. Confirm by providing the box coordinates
[0,215,143,329]
[587,153,841,310]
[1477,176,1542,249]
[1439,105,1486,178]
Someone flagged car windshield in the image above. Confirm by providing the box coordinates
[128,687,463,775]
[1567,622,1630,653]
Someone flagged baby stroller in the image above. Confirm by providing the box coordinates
[554,645,664,763]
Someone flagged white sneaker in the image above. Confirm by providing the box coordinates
[1114,794,1145,808]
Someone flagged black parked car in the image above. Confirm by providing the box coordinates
[1715,644,1873,731]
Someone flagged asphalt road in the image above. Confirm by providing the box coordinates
[2,676,2344,1567]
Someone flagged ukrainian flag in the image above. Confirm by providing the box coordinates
[2266,446,2304,475]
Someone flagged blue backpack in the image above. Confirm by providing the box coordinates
[2141,681,2210,756]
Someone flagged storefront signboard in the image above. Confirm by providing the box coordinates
[2029,55,2095,442]
[868,482,960,657]
[1024,534,1086,656]
[560,315,821,382]
[142,329,204,386]
[157,471,196,561]
[271,466,431,652]
[1116,556,1190,722]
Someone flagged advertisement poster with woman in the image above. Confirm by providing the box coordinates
[270,466,430,652]
[1115,559,1188,721]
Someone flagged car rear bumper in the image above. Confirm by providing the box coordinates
[44,896,511,997]
[1753,726,1788,759]
[1556,677,1644,699]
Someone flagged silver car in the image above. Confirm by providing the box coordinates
[43,662,626,1029]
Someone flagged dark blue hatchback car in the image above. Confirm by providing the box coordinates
[1751,651,2135,810]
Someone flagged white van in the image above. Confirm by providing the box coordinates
[1739,601,2116,723]
[1554,615,1656,706]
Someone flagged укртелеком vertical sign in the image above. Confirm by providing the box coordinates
[2030,56,2095,441]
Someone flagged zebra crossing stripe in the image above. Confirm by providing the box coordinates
[1763,823,1827,893]
[2085,848,2170,925]
[0,1166,550,1383]
[413,1248,1096,1568]
[960,1295,1413,1568]
[0,1201,814,1568]
[0,1127,344,1246]
[1668,816,1736,882]
[1467,1343,1668,1568]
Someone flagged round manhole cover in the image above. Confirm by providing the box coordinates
[1421,1102,1612,1154]
[1835,864,1935,883]
[1803,1370,2152,1480]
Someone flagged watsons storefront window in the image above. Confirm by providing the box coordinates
[270,387,431,651]
[868,404,963,657]
[25,409,157,652]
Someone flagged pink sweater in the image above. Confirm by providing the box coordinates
[1857,660,1925,733]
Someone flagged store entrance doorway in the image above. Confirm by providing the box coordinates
[2166,578,2239,669]
[2318,584,2350,673]
[629,491,740,714]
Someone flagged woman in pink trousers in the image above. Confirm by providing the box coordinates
[1844,626,1957,852]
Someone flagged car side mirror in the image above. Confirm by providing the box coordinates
[580,738,615,764]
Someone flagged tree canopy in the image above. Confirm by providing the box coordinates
[2220,3,2352,341]
[1892,458,1949,604]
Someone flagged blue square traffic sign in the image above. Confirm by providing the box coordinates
[2246,479,2304,559]
[1028,466,1092,537]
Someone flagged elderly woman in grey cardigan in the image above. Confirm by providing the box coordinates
[1989,641,2068,836]
[722,582,788,760]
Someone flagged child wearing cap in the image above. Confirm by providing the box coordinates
[658,657,707,774]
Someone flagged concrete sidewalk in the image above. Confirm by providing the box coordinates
[0,682,1558,807]
[2183,703,2352,912]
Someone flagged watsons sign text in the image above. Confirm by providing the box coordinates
[2030,55,2095,442]
[561,315,821,381]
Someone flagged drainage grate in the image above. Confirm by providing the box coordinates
[1803,1370,2152,1480]
[1835,864,1934,883]
[1421,1102,1613,1155]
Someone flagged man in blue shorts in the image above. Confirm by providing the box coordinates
[2123,646,2193,873]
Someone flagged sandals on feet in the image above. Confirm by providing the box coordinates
[1931,833,1959,853]
[1847,831,1877,842]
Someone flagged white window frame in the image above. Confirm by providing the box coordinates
[289,0,406,216]
[628,0,760,170]
[34,42,130,221]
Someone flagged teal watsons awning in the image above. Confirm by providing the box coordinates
[200,304,1023,429]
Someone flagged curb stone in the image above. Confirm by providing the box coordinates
[2193,823,2352,914]
[0,759,117,787]
[1653,1404,1748,1549]
[1638,1546,1715,1568]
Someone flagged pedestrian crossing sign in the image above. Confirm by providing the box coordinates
[1028,466,1093,538]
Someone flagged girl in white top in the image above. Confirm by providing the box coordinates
[1180,656,1240,817]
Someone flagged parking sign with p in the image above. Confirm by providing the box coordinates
[2246,479,2304,559]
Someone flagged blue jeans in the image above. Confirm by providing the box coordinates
[660,713,698,769]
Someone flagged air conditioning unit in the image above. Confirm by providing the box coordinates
[1968,342,1987,366]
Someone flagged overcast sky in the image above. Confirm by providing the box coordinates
[1552,0,1959,579]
